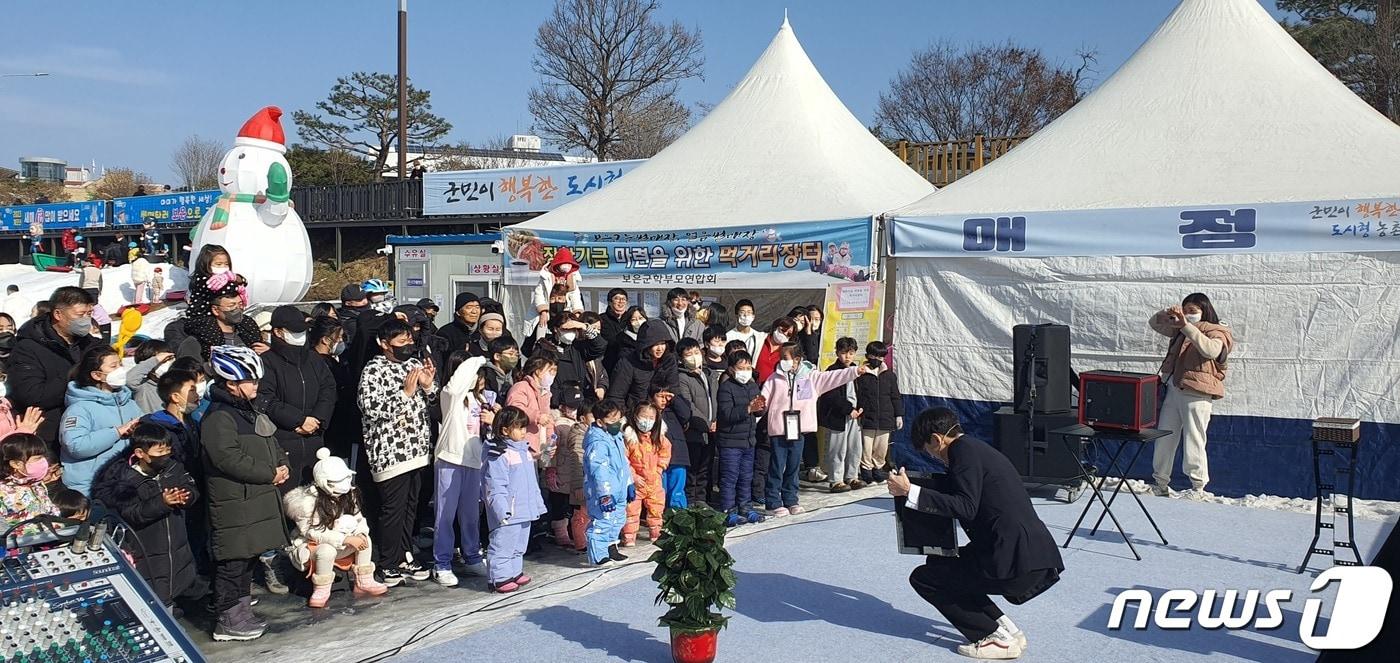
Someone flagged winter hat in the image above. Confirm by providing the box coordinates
[548,247,580,276]
[478,313,505,328]
[312,448,354,495]
[236,106,287,154]
[454,291,479,311]
[340,283,367,303]
[253,310,274,332]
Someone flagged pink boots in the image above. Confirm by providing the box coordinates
[353,564,389,598]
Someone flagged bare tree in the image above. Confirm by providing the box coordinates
[610,95,692,159]
[528,0,703,160]
[90,168,152,199]
[170,135,224,190]
[292,71,452,179]
[875,41,1095,142]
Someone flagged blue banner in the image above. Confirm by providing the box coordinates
[423,160,644,216]
[502,218,875,289]
[112,190,219,227]
[890,198,1400,257]
[0,200,106,233]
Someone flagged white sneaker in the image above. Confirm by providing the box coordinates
[1184,488,1211,501]
[1151,484,1170,497]
[804,467,827,482]
[433,567,459,587]
[766,506,790,518]
[956,632,1023,659]
[459,561,487,577]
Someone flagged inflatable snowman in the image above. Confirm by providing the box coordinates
[191,106,313,304]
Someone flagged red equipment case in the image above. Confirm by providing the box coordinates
[1078,370,1160,432]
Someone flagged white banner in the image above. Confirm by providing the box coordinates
[422,160,644,216]
[890,198,1400,257]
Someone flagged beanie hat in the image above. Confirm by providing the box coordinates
[478,312,505,327]
[312,447,354,495]
[454,291,480,311]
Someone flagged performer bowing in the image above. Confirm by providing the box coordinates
[887,407,1063,660]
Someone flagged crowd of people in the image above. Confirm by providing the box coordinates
[0,244,908,644]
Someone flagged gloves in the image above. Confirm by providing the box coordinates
[627,484,637,503]
[599,495,615,513]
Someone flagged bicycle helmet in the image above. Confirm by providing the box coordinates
[362,279,389,294]
[209,345,264,381]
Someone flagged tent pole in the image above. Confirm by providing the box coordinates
[877,215,897,345]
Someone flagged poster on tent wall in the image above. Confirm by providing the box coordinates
[112,191,219,227]
[0,201,106,233]
[501,217,875,290]
[817,281,884,369]
[889,198,1400,257]
[422,160,646,216]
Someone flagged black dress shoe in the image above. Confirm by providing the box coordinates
[608,544,629,562]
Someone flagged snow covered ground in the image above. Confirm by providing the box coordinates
[0,261,189,337]
[1098,477,1400,522]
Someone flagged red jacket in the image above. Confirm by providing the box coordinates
[756,340,783,383]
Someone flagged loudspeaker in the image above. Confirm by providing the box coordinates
[1079,370,1160,432]
[993,406,1083,483]
[1013,323,1072,413]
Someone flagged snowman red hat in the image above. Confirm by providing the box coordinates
[236,106,288,155]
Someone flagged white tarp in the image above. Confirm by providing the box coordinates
[887,0,1400,432]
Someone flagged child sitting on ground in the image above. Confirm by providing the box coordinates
[1,433,58,538]
[483,406,546,593]
[622,401,670,546]
[91,423,199,606]
[51,489,89,521]
[283,448,389,608]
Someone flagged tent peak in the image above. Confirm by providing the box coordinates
[781,9,790,30]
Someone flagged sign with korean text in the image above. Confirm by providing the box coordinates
[0,200,105,233]
[398,247,430,260]
[501,217,875,290]
[818,281,885,369]
[423,160,645,216]
[889,198,1400,257]
[466,261,501,276]
[111,190,219,227]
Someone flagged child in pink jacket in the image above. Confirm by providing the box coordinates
[759,342,866,516]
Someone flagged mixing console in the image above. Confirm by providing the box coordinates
[1,541,204,663]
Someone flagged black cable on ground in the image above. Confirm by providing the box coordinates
[353,495,896,662]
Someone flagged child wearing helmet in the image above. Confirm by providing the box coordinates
[362,279,394,314]
[201,345,290,641]
[283,448,388,608]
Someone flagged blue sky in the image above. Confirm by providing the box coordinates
[2,0,1289,183]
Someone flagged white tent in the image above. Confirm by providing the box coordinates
[499,17,934,322]
[887,0,1400,499]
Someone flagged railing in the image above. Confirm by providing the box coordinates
[892,135,1028,187]
[291,179,421,222]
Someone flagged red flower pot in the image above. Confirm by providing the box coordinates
[670,626,719,663]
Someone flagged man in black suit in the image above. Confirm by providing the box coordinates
[887,407,1063,660]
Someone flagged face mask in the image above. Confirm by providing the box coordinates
[809,319,821,330]
[606,421,623,435]
[1184,313,1202,324]
[0,383,7,400]
[539,372,556,389]
[68,316,93,337]
[631,319,646,332]
[584,328,600,340]
[772,331,789,345]
[283,330,307,347]
[21,458,49,482]
[222,309,245,325]
[196,381,210,399]
[104,365,129,388]
[483,331,502,342]
[867,357,883,369]
[779,359,795,373]
[254,412,278,437]
[370,294,386,303]
[672,306,687,317]
[498,355,519,371]
[325,477,353,496]
[560,331,577,345]
[391,344,418,362]
[210,266,230,275]
[708,343,725,357]
[332,340,347,356]
[144,453,172,473]
[636,419,655,433]
[734,370,753,384]
[737,314,754,328]
[152,360,172,378]
[684,354,703,370]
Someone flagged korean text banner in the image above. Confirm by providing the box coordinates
[889,198,1400,257]
[423,160,645,216]
[112,191,219,227]
[1,200,105,233]
[502,217,875,290]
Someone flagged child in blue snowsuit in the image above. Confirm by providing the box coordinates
[583,398,634,566]
[483,406,546,593]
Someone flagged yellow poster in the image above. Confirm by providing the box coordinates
[818,281,884,368]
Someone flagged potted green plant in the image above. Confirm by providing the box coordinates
[649,505,737,663]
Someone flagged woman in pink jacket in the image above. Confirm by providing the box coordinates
[506,355,557,459]
[760,342,867,516]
